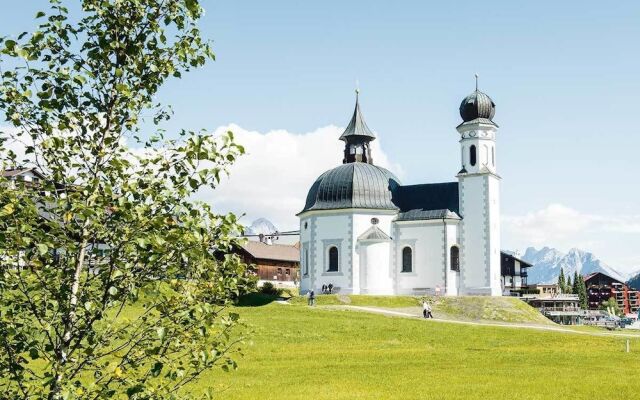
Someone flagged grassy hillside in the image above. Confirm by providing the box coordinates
[198,303,640,399]
[289,294,553,325]
[202,303,640,399]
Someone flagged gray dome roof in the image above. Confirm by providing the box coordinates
[459,90,495,122]
[301,162,401,213]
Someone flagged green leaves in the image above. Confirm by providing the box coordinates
[0,0,251,398]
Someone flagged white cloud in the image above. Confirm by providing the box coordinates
[503,204,640,271]
[196,124,403,231]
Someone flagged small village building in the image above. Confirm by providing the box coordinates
[584,272,640,315]
[1,168,46,188]
[236,241,300,287]
[500,252,531,294]
[527,284,561,298]
[523,294,582,325]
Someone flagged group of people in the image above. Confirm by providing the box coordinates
[321,283,334,294]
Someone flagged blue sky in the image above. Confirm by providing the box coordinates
[2,1,640,270]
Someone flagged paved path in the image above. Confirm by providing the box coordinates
[325,305,640,338]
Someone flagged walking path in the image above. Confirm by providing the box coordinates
[326,305,640,338]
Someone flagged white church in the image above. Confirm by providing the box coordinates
[298,84,509,296]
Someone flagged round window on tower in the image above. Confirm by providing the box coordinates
[371,217,379,225]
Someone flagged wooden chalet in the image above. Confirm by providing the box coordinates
[237,241,300,284]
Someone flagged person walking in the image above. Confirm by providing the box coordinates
[308,289,316,306]
[328,283,333,294]
[422,300,428,318]
[321,284,327,294]
[426,302,433,319]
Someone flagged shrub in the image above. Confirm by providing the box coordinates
[260,282,283,296]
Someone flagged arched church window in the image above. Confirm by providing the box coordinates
[401,247,412,273]
[470,145,477,166]
[328,246,339,272]
[450,246,460,272]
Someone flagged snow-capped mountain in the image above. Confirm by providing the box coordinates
[243,218,279,236]
[522,246,627,284]
[627,271,640,290]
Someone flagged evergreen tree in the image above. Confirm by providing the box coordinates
[558,268,566,293]
[578,275,588,309]
[566,276,572,293]
[572,271,580,294]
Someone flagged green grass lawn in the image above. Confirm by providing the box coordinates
[198,301,640,399]
[289,294,554,325]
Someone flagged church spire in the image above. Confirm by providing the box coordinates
[340,90,376,164]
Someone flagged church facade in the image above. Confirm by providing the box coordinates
[298,86,502,296]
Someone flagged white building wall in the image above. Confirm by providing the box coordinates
[352,212,395,294]
[393,221,446,295]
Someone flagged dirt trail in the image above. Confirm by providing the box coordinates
[324,305,640,338]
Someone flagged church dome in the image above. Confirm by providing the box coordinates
[459,90,495,122]
[301,162,401,213]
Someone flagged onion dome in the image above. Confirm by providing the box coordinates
[459,90,496,123]
[300,162,400,213]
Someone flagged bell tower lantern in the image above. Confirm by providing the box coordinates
[340,90,376,164]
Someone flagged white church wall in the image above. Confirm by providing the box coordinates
[311,213,352,293]
[486,175,502,295]
[352,212,395,294]
[299,216,312,293]
[459,176,487,294]
[358,241,392,294]
[444,222,460,296]
[393,221,446,295]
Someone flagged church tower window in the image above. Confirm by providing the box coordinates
[450,246,460,271]
[470,145,477,166]
[401,247,412,273]
[328,246,339,272]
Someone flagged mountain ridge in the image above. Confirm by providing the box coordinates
[520,246,630,284]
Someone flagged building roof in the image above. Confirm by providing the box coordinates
[583,271,623,286]
[392,182,460,221]
[300,162,401,213]
[339,93,376,142]
[500,251,533,268]
[1,168,46,179]
[240,241,299,263]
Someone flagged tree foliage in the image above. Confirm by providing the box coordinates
[557,268,566,294]
[0,1,255,398]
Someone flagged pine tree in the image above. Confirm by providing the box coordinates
[572,271,580,294]
[558,268,566,294]
[566,276,572,293]
[578,275,588,309]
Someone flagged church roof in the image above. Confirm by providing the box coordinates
[392,182,460,221]
[358,225,391,241]
[339,93,376,141]
[299,162,400,213]
[396,209,460,222]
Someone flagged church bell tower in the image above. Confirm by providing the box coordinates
[456,76,502,296]
[340,90,376,164]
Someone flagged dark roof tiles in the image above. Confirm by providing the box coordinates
[301,163,400,213]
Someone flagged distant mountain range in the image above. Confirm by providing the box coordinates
[243,218,279,236]
[520,246,638,285]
